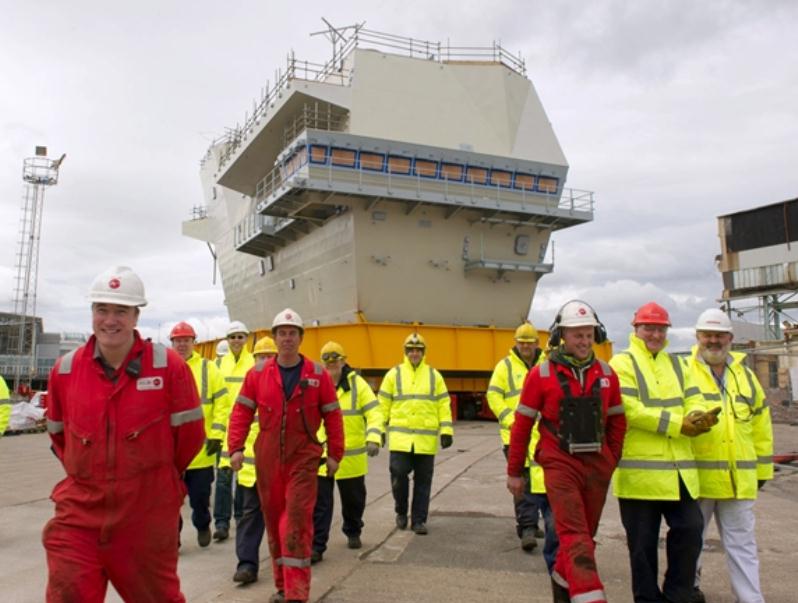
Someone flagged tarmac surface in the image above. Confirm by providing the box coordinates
[2,420,797,602]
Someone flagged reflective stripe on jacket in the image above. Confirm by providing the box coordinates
[486,348,546,490]
[487,348,543,445]
[44,333,205,529]
[236,415,260,488]
[186,352,231,470]
[318,369,383,479]
[228,355,345,464]
[685,347,774,499]
[218,349,255,468]
[610,333,703,500]
[378,356,452,455]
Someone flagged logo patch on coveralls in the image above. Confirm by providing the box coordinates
[304,378,320,388]
[136,377,164,390]
[600,378,610,388]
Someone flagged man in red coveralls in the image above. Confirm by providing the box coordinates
[507,300,626,603]
[228,308,344,603]
[42,266,206,603]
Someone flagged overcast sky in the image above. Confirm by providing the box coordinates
[1,0,797,352]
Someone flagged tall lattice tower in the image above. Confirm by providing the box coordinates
[11,146,65,392]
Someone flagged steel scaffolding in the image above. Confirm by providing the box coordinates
[10,147,64,393]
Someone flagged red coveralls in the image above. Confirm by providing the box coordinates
[508,356,626,603]
[228,356,344,602]
[43,332,205,603]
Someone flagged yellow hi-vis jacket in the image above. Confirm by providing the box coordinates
[486,348,547,493]
[378,356,453,455]
[0,376,10,436]
[684,347,773,499]
[186,352,231,470]
[318,368,383,479]
[236,417,260,488]
[487,348,544,445]
[218,349,255,469]
[610,334,704,500]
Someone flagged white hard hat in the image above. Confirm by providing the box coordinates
[695,309,733,333]
[272,308,304,332]
[215,339,229,357]
[226,320,249,336]
[558,300,599,328]
[88,265,147,307]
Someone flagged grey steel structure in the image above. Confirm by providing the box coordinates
[10,147,64,392]
[184,27,594,329]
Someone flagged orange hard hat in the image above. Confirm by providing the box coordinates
[169,321,197,340]
[632,302,671,327]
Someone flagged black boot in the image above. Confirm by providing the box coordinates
[551,577,570,603]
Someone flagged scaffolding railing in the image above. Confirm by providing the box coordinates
[202,27,527,169]
[254,156,593,217]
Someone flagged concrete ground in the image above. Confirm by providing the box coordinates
[1,421,797,602]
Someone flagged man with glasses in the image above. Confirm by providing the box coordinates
[170,321,230,548]
[378,333,453,535]
[610,302,718,603]
[311,341,382,563]
[213,321,254,542]
[684,309,773,603]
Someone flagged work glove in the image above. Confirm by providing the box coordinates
[758,479,766,491]
[205,439,222,456]
[681,411,712,437]
[366,441,380,457]
[440,434,453,449]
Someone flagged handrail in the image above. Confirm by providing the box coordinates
[254,150,593,216]
[200,27,528,168]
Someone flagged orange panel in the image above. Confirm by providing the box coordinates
[514,173,536,191]
[387,156,411,174]
[441,163,463,180]
[490,170,512,187]
[360,152,384,171]
[538,176,558,193]
[309,145,327,163]
[466,166,488,184]
[414,159,438,177]
[331,148,356,167]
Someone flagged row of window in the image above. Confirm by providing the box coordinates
[277,144,559,194]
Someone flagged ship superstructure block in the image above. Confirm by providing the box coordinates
[185,29,594,328]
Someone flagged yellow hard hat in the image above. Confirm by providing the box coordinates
[253,336,277,356]
[321,341,346,362]
[403,332,426,350]
[514,322,539,343]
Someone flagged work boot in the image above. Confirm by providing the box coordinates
[550,577,570,603]
[395,514,408,530]
[310,550,323,564]
[347,535,362,549]
[534,526,545,539]
[268,591,285,603]
[213,526,229,542]
[232,567,258,584]
[197,528,211,547]
[688,587,707,603]
[521,528,538,552]
[411,523,428,535]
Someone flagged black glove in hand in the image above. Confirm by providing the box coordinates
[757,479,766,491]
[205,439,222,456]
[440,434,453,449]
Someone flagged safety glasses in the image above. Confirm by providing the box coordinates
[227,334,247,340]
[321,352,343,363]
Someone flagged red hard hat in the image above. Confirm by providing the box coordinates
[169,321,197,340]
[632,302,671,326]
